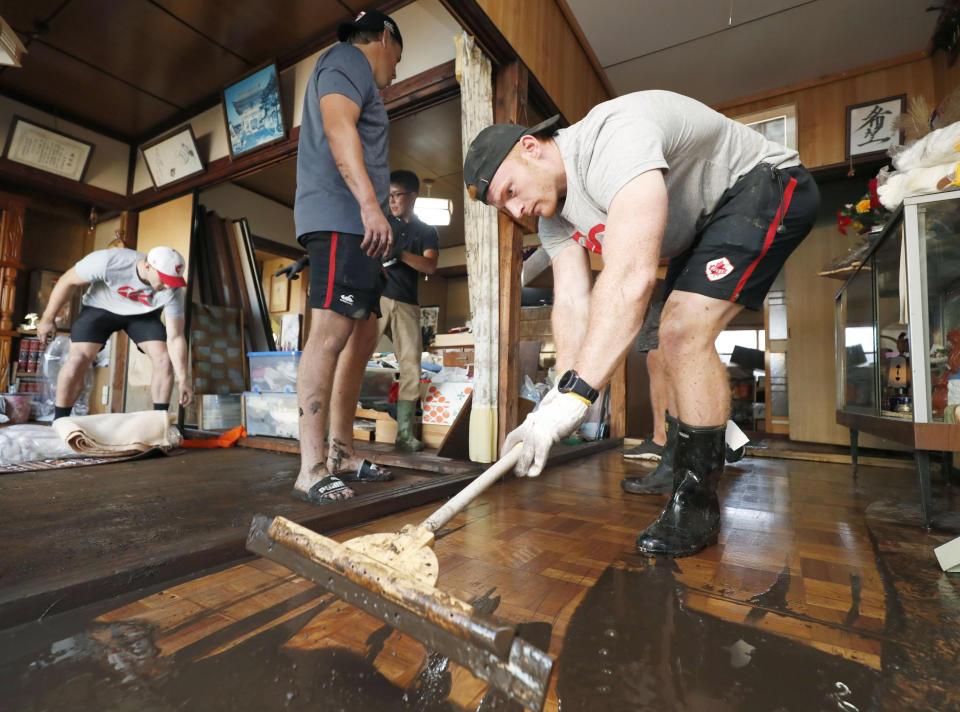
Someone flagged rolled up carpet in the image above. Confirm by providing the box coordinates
[52,410,181,456]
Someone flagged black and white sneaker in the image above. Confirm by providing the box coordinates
[622,439,665,461]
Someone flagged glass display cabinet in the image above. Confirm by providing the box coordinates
[835,190,960,527]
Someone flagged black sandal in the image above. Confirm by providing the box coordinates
[292,475,355,504]
[336,459,393,483]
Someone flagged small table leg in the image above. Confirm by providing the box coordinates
[915,450,932,530]
[850,429,859,480]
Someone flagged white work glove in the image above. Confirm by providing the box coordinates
[503,387,590,478]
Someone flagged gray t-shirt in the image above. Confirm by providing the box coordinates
[538,90,801,261]
[75,248,185,319]
[294,43,390,237]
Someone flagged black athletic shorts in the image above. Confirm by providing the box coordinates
[664,163,820,310]
[71,305,167,346]
[298,230,385,319]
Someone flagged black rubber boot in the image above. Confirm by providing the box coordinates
[621,413,678,494]
[635,420,725,558]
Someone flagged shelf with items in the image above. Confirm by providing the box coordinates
[8,335,47,394]
[835,191,960,527]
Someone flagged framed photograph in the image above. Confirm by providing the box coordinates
[269,273,289,313]
[846,95,906,160]
[2,116,94,181]
[140,125,205,189]
[730,104,797,150]
[222,62,286,159]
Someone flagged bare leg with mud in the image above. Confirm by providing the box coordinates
[327,315,380,475]
[294,308,356,500]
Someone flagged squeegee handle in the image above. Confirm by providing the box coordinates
[421,443,522,533]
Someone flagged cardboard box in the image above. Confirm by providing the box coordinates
[433,332,474,347]
[442,347,474,368]
[422,381,472,426]
[356,407,398,444]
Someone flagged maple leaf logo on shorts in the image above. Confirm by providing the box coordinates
[705,257,734,282]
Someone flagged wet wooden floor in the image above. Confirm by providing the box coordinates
[2,451,960,710]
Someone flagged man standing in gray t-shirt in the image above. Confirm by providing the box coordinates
[463,90,820,559]
[289,10,402,505]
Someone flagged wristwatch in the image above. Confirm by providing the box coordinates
[557,369,600,405]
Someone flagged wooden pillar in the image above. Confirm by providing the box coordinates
[456,33,498,463]
[494,61,528,451]
[609,357,626,438]
[109,210,138,412]
[0,195,26,392]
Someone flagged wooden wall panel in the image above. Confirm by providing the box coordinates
[786,186,907,451]
[930,49,960,106]
[719,55,936,169]
[126,193,194,413]
[476,0,611,121]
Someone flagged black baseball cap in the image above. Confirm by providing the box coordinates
[463,115,561,204]
[338,9,403,47]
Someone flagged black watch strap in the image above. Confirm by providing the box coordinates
[558,369,600,405]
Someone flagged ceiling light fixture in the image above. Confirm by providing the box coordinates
[0,16,27,68]
[414,178,452,226]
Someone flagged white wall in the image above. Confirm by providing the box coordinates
[199,183,297,247]
[0,96,129,195]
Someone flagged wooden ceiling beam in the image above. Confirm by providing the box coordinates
[0,158,128,211]
[136,0,414,147]
[438,0,565,124]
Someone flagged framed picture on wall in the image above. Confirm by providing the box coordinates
[222,62,286,159]
[3,116,94,181]
[846,95,906,160]
[140,125,205,189]
[269,272,289,313]
[730,104,798,150]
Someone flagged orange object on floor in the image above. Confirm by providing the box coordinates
[181,426,247,448]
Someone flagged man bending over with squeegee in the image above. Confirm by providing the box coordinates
[463,90,819,558]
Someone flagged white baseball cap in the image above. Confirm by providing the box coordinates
[147,246,187,287]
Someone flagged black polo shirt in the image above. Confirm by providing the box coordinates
[383,215,439,305]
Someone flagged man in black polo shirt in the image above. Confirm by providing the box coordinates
[378,170,439,451]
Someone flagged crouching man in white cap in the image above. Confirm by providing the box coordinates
[37,246,194,419]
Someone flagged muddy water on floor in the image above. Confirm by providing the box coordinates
[4,517,959,711]
[0,582,541,712]
[556,556,880,711]
[557,524,960,712]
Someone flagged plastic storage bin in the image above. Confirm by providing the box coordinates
[243,391,299,439]
[248,351,301,393]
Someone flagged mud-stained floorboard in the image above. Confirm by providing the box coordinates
[2,451,959,710]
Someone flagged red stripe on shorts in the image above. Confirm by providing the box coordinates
[730,176,797,302]
[323,231,338,308]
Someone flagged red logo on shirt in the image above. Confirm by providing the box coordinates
[705,257,734,281]
[570,224,605,254]
[117,286,153,306]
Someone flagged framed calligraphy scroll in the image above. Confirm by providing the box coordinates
[845,95,905,161]
[2,116,94,181]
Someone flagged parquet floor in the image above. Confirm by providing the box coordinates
[3,451,960,710]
